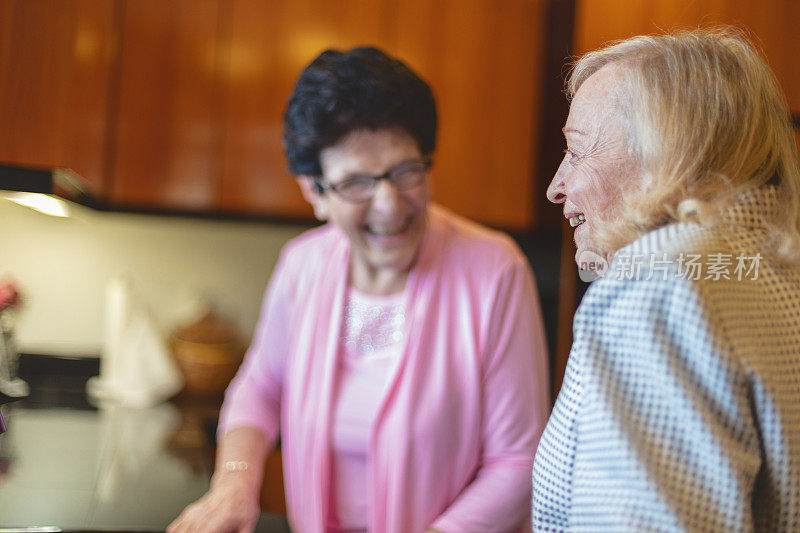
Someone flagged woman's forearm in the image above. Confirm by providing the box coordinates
[167,426,271,533]
[212,425,270,494]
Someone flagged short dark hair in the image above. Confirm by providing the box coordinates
[282,47,437,176]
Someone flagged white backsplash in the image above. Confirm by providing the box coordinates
[0,198,309,356]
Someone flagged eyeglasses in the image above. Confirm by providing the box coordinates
[314,158,431,202]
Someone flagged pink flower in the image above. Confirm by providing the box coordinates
[0,278,20,312]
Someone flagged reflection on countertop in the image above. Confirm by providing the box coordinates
[0,355,290,532]
[0,404,209,529]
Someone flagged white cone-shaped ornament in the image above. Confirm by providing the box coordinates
[87,275,183,407]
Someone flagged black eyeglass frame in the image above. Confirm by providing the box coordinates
[313,157,432,202]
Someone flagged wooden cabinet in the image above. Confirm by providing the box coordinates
[0,0,117,196]
[2,0,548,228]
[108,0,225,210]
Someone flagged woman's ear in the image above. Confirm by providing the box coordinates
[297,176,329,221]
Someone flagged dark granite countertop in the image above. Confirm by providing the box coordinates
[0,355,290,532]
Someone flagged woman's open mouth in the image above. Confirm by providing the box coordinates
[364,218,413,247]
[569,214,585,227]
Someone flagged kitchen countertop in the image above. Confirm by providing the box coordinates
[0,355,290,532]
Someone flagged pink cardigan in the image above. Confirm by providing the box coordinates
[219,205,550,532]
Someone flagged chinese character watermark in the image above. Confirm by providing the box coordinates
[576,251,762,282]
[733,253,761,280]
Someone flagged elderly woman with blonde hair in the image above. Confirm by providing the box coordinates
[533,28,800,531]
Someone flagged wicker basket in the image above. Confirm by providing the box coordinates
[171,336,244,395]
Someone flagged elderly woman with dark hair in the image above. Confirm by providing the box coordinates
[169,47,550,533]
[533,29,800,531]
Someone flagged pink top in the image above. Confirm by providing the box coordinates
[219,205,550,533]
[328,289,404,531]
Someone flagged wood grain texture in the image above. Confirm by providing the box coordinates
[109,0,225,210]
[0,0,116,195]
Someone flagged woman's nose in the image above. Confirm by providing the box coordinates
[546,174,567,204]
[370,179,401,212]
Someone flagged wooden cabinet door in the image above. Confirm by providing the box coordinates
[0,0,116,196]
[108,0,225,210]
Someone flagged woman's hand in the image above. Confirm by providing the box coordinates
[167,472,261,533]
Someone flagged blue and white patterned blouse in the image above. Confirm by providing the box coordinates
[533,188,800,532]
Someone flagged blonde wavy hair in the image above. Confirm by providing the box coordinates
[569,28,800,261]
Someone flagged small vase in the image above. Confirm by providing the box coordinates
[0,312,18,382]
[0,311,27,400]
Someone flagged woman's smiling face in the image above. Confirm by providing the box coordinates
[310,128,429,291]
[546,63,644,263]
